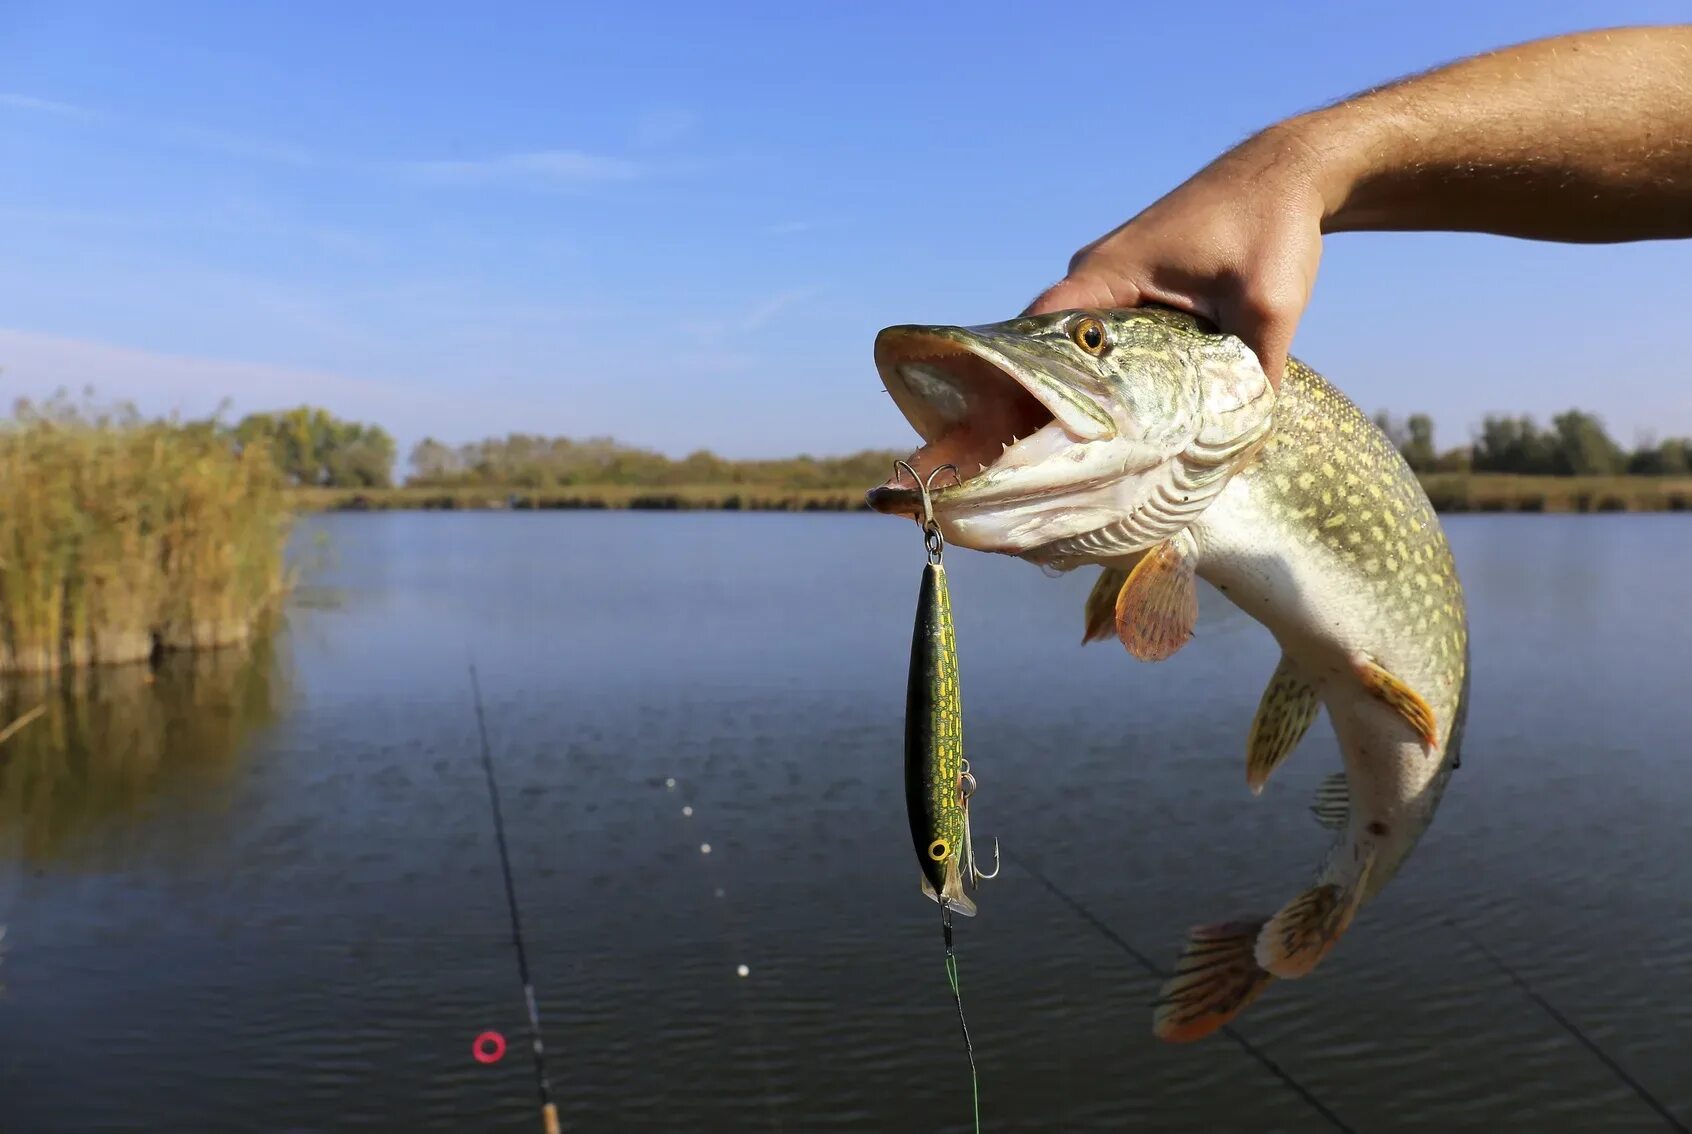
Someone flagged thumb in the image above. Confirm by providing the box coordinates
[1021,274,1137,317]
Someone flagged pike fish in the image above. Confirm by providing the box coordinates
[867,306,1468,1042]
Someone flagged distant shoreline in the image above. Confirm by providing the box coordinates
[293,474,1692,515]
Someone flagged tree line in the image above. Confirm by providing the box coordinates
[2,397,398,489]
[1373,410,1690,476]
[409,410,1691,490]
[233,407,396,488]
[406,434,904,490]
[105,403,1683,490]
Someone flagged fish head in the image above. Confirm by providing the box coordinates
[867,306,1275,565]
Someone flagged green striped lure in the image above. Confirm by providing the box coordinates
[899,461,999,917]
[898,460,997,1134]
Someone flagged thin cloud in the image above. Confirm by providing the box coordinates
[164,124,314,166]
[680,287,821,344]
[407,150,641,189]
[739,287,818,332]
[0,327,516,452]
[0,92,95,119]
[632,107,697,149]
[1,92,311,165]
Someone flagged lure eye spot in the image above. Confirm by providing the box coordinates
[928,838,949,862]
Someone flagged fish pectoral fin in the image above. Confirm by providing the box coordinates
[1354,654,1439,749]
[1253,868,1372,979]
[1246,653,1320,794]
[1114,535,1197,662]
[1082,564,1134,644]
[1153,920,1274,1044]
[1310,771,1350,830]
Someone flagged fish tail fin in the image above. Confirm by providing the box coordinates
[1253,876,1368,978]
[1153,919,1275,1043]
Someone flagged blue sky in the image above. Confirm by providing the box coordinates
[2,1,1688,465]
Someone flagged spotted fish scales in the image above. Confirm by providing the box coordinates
[865,306,1470,1041]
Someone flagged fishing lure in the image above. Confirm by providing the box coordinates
[898,460,997,1134]
[899,460,998,914]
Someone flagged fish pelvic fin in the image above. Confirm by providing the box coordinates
[1246,653,1319,794]
[1253,858,1374,979]
[1082,565,1133,644]
[1114,534,1197,662]
[1353,653,1439,749]
[1310,771,1350,830]
[1153,919,1275,1043]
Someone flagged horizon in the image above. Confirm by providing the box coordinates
[4,1,1690,463]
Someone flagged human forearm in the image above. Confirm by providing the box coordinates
[1298,25,1692,241]
[1024,25,1692,383]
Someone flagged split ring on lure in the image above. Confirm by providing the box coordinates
[897,461,999,918]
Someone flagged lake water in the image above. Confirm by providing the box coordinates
[3,512,1691,1133]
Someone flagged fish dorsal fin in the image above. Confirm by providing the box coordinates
[1114,532,1197,662]
[1310,771,1349,830]
[1082,565,1133,644]
[1246,653,1319,794]
[1354,653,1439,749]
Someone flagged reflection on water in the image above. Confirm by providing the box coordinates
[0,635,288,867]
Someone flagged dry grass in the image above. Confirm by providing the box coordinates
[0,401,292,675]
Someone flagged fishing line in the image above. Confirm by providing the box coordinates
[939,900,983,1134]
[1007,849,1356,1134]
[468,662,561,1134]
[1445,917,1689,1133]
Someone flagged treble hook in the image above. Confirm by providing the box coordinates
[962,805,1001,883]
[959,760,1001,883]
[892,460,962,564]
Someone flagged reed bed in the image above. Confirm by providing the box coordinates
[0,401,292,675]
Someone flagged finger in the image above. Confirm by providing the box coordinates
[1253,326,1293,391]
[1216,294,1293,390]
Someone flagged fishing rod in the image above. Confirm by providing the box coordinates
[468,662,561,1134]
[1006,848,1356,1134]
[1445,918,1689,1134]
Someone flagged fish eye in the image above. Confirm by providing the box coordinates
[1071,316,1107,355]
[927,838,949,861]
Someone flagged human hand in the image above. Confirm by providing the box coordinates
[1023,125,1333,388]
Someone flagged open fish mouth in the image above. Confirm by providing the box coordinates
[866,326,1107,518]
